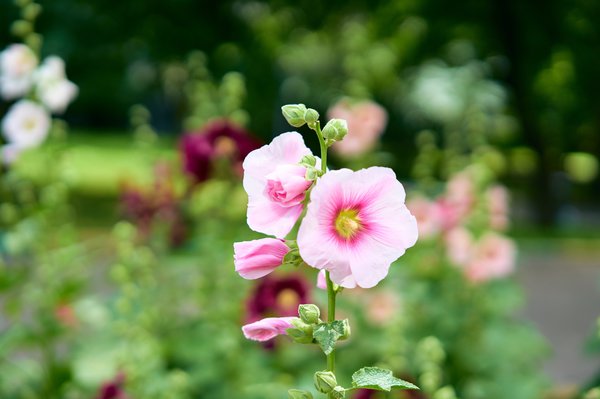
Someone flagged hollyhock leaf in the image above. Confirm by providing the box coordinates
[351,367,419,391]
[313,320,347,355]
[288,389,314,399]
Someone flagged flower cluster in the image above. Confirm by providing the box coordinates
[0,44,78,163]
[233,103,419,398]
[407,169,515,283]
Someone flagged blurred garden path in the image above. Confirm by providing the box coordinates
[518,239,600,388]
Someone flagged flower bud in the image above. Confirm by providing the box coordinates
[282,104,308,128]
[287,318,314,344]
[300,154,317,168]
[288,389,314,399]
[305,167,321,181]
[338,319,351,340]
[331,386,346,399]
[304,108,320,128]
[314,371,337,394]
[298,304,320,324]
[321,119,348,143]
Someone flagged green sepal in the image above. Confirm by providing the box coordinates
[351,367,419,391]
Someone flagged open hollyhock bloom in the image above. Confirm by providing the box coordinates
[242,316,297,342]
[35,56,78,114]
[243,132,317,238]
[297,167,418,288]
[2,100,51,149]
[234,238,289,279]
[0,44,38,99]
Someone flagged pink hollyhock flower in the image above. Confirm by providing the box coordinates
[445,227,474,266]
[407,196,442,239]
[487,185,509,231]
[243,132,317,238]
[327,99,387,158]
[465,232,516,283]
[327,99,388,157]
[297,167,418,288]
[234,238,289,279]
[180,119,261,183]
[242,317,297,342]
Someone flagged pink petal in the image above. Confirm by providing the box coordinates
[241,317,297,341]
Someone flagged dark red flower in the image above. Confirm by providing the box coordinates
[96,374,126,399]
[246,274,311,323]
[120,162,187,247]
[179,119,261,183]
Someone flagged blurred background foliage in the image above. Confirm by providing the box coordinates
[1,1,600,398]
[1,0,598,226]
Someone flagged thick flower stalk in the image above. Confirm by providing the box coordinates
[234,104,420,398]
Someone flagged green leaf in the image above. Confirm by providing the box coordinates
[312,320,347,355]
[288,388,314,399]
[351,367,419,391]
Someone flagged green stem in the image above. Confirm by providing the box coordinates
[314,121,336,397]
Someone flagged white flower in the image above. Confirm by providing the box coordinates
[1,144,24,165]
[0,44,38,99]
[2,100,51,148]
[35,56,78,114]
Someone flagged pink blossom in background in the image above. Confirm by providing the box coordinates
[465,232,516,283]
[365,291,400,325]
[242,317,297,341]
[440,172,475,229]
[407,196,442,239]
[445,227,474,267]
[327,99,388,157]
[180,119,261,183]
[298,167,418,288]
[316,270,327,290]
[243,132,317,238]
[234,238,289,279]
[487,185,510,231]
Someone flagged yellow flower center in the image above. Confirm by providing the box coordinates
[334,209,362,239]
[277,288,300,310]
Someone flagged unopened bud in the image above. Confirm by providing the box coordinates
[304,108,319,128]
[331,386,346,399]
[282,104,308,128]
[321,119,348,143]
[314,371,337,394]
[339,319,351,340]
[300,154,317,167]
[298,304,320,324]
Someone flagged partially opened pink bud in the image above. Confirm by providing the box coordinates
[234,238,289,279]
[242,316,297,341]
[487,185,510,231]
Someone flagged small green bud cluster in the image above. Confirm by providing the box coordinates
[282,104,320,129]
[321,119,348,145]
[314,371,346,397]
[287,304,321,344]
[299,154,323,181]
